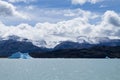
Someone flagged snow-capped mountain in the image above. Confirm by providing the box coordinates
[0,38,50,57]
[0,35,72,48]
[54,36,120,50]
[76,36,110,44]
[54,41,92,50]
[9,52,32,59]
[1,35,47,47]
[0,35,120,58]
[2,35,30,42]
[1,35,120,48]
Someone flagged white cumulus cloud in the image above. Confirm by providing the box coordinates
[0,10,120,48]
[0,0,29,19]
[8,0,36,3]
[94,11,120,37]
[72,0,102,5]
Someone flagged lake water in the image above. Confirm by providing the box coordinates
[0,59,120,80]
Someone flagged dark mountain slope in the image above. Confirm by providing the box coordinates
[0,40,50,58]
[30,46,120,58]
[54,41,93,50]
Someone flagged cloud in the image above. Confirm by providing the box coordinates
[0,0,29,19]
[92,11,120,37]
[103,11,120,27]
[72,0,102,5]
[100,5,107,8]
[8,0,36,3]
[0,10,120,48]
[23,8,98,24]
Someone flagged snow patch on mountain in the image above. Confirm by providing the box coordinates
[1,35,120,48]
[77,36,110,44]
[1,35,75,48]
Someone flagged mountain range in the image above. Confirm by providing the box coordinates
[0,35,120,58]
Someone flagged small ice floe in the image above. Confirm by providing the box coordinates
[105,56,110,59]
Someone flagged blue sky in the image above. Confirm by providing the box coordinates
[12,0,120,12]
[0,0,120,25]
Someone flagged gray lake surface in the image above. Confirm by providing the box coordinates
[0,59,120,80]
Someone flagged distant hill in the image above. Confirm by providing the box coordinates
[30,46,120,58]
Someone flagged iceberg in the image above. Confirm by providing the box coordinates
[9,52,33,59]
